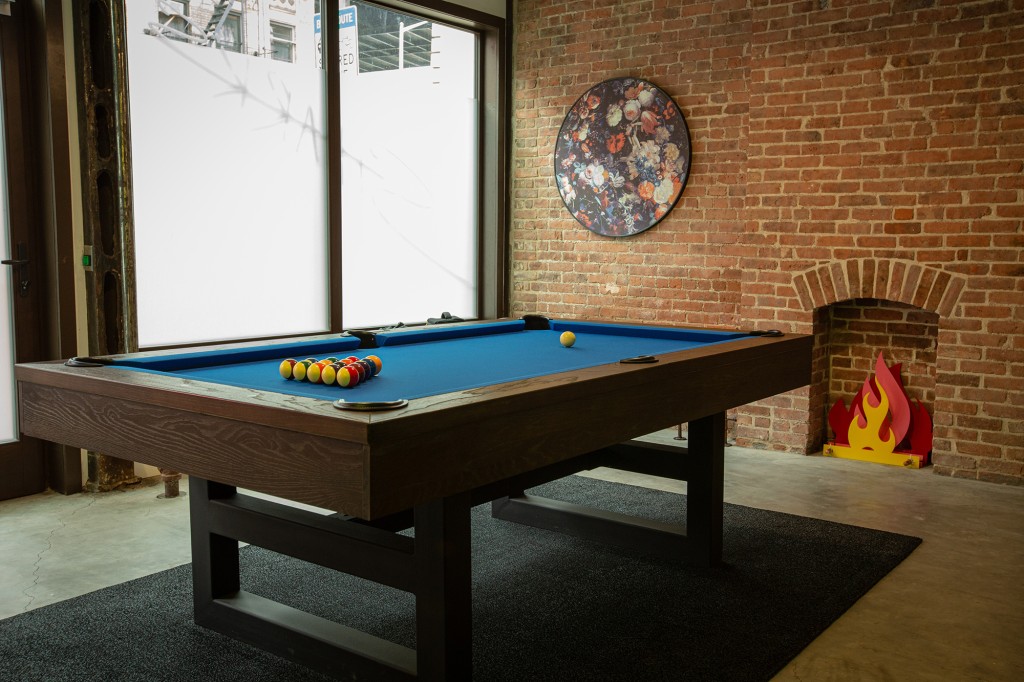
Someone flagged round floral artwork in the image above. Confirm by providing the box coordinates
[554,78,691,237]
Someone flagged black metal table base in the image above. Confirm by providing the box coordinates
[188,413,725,680]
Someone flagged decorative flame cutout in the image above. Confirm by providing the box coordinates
[828,353,932,466]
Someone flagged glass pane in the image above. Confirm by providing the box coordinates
[127,0,328,347]
[0,50,17,443]
[340,3,479,328]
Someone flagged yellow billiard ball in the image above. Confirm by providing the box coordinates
[560,331,576,348]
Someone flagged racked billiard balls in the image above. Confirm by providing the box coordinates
[279,359,297,380]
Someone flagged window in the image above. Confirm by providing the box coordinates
[350,1,432,72]
[270,22,295,63]
[217,12,243,53]
[123,0,506,347]
[157,1,191,42]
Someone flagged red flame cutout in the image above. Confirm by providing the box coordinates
[828,352,932,459]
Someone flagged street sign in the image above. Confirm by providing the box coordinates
[314,6,358,74]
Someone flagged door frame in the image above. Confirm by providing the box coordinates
[0,0,82,498]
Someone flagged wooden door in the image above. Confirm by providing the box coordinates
[0,4,51,500]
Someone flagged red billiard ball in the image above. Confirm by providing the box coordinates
[343,356,359,365]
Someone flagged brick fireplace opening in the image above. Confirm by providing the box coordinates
[810,298,940,454]
[790,258,968,469]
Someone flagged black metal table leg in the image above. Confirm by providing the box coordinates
[189,478,240,617]
[414,492,473,680]
[685,413,726,567]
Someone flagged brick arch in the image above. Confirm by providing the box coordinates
[791,259,967,318]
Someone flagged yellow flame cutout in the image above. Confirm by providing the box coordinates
[847,379,895,452]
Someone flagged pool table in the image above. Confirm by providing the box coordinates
[16,316,811,680]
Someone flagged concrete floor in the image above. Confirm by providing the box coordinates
[1,431,1022,681]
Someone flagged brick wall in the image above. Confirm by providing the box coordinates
[510,0,1023,484]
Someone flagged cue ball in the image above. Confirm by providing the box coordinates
[560,331,576,347]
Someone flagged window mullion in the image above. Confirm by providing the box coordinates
[325,0,343,332]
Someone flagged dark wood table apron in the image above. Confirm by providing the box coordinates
[16,330,811,680]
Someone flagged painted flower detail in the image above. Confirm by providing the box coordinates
[606,104,623,128]
[637,88,654,108]
[607,133,626,154]
[653,178,676,204]
[637,140,661,168]
[587,93,601,110]
[663,143,680,163]
[640,110,660,135]
[584,162,608,190]
[637,181,655,201]
[623,99,641,122]
[558,174,577,204]
[574,121,589,142]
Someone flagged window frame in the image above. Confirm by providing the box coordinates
[97,0,509,351]
[268,20,295,62]
[321,0,509,338]
[218,10,243,53]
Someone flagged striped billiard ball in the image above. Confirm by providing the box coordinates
[307,361,327,384]
[320,363,337,386]
[341,365,360,387]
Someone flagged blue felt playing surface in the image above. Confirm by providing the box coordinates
[115,321,747,403]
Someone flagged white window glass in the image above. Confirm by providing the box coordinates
[218,12,242,52]
[0,57,17,443]
[270,22,295,63]
[126,0,328,347]
[340,10,478,327]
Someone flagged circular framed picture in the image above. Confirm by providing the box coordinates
[553,77,691,237]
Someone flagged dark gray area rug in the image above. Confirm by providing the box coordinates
[1,476,920,681]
